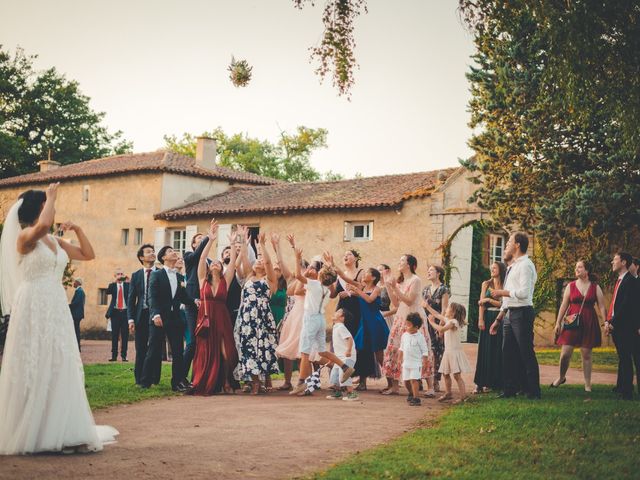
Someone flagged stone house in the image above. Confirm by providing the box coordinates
[0,138,524,342]
[0,138,278,330]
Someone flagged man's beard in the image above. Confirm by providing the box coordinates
[223,257,231,265]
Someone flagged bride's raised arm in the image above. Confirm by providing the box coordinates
[55,221,95,261]
[17,183,59,254]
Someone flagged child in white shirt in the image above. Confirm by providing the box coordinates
[326,308,359,401]
[399,312,430,406]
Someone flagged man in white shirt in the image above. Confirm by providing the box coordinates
[491,232,541,399]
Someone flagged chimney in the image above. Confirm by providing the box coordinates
[195,137,217,170]
[38,150,60,172]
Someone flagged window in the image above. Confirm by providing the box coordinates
[82,185,90,202]
[171,229,187,254]
[489,234,506,263]
[344,221,373,242]
[98,288,108,306]
[135,228,143,245]
[121,229,129,246]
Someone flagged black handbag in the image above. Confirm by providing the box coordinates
[562,283,588,331]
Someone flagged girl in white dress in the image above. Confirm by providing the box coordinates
[426,302,471,404]
[0,183,118,455]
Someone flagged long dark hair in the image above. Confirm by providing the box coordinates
[432,265,445,283]
[490,261,507,289]
[18,190,46,227]
[398,254,417,283]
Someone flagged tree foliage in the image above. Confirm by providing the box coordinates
[0,46,132,179]
[164,126,343,182]
[293,0,367,98]
[458,1,640,275]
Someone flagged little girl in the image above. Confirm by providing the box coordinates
[426,302,471,403]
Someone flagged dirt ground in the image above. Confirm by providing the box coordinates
[0,341,616,480]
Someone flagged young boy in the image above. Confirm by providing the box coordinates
[399,313,430,406]
[291,247,356,396]
[326,309,359,401]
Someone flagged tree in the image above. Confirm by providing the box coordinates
[164,126,343,182]
[458,1,640,276]
[293,0,367,98]
[0,46,132,179]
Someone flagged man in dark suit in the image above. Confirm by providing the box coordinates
[69,278,86,352]
[605,252,637,400]
[182,232,209,379]
[628,257,640,395]
[105,268,130,362]
[139,246,199,392]
[127,244,159,385]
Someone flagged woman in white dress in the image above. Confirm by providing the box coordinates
[0,183,118,455]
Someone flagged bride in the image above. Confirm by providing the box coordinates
[0,183,118,455]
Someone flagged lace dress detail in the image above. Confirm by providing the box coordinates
[0,237,118,454]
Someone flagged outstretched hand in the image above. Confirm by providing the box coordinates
[322,251,334,266]
[46,182,60,201]
[270,232,280,248]
[286,234,296,248]
[59,221,79,233]
[294,247,303,259]
[207,218,219,240]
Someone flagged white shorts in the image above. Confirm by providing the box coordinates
[299,313,326,355]
[402,366,422,381]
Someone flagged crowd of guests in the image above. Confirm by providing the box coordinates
[105,222,640,405]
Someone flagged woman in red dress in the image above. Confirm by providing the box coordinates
[190,220,241,395]
[552,259,606,392]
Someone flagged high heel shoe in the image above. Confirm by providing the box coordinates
[550,378,566,388]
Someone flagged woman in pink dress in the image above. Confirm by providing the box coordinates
[551,259,606,392]
[381,254,432,395]
[275,281,306,390]
[190,220,241,395]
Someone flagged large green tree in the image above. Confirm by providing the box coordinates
[164,126,343,182]
[458,1,640,273]
[0,46,132,179]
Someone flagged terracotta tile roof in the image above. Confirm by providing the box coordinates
[155,167,460,219]
[0,151,280,187]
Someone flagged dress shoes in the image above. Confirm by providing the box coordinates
[172,382,189,393]
[108,358,117,362]
[121,358,128,362]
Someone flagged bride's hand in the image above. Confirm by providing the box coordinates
[46,183,60,201]
[60,221,79,233]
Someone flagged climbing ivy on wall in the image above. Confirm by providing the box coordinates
[467,223,490,343]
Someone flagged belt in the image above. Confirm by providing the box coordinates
[507,305,532,311]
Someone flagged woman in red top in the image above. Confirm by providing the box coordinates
[190,220,243,395]
[551,260,606,392]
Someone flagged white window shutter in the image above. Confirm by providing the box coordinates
[154,227,167,253]
[185,225,198,252]
[216,223,232,259]
[343,221,350,242]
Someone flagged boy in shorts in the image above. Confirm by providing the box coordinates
[399,313,430,406]
[326,308,358,401]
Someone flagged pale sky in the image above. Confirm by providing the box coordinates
[0,0,476,178]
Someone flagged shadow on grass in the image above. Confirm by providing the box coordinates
[311,385,639,480]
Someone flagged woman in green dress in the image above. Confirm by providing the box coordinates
[473,261,506,393]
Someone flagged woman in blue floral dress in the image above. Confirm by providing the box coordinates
[234,230,280,394]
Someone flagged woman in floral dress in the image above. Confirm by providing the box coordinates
[234,231,280,394]
[381,254,431,395]
[422,265,450,394]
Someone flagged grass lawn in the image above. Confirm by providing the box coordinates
[313,385,639,480]
[85,363,177,410]
[535,347,618,372]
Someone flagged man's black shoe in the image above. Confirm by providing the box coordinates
[108,358,117,362]
[121,358,128,362]
[173,382,189,392]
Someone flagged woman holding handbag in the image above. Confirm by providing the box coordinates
[551,260,606,392]
[189,220,241,395]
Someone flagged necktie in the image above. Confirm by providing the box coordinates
[607,278,621,321]
[117,283,124,309]
[144,269,151,308]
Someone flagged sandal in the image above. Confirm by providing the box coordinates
[277,383,293,391]
[380,389,399,396]
[437,393,453,402]
[423,390,436,398]
[242,384,252,394]
[379,388,391,394]
[355,383,367,392]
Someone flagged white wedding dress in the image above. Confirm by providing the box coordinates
[0,236,118,454]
